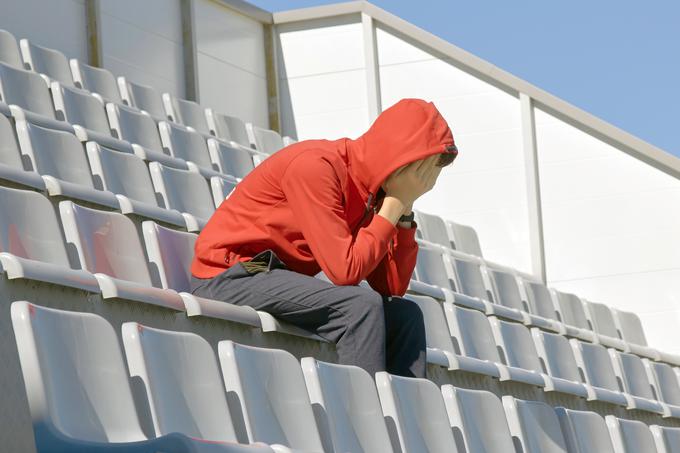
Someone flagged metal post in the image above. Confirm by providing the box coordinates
[85,0,102,67]
[520,92,547,283]
[264,23,281,132]
[361,12,382,122]
[180,0,200,102]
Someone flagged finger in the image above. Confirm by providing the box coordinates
[413,155,435,177]
[417,155,439,178]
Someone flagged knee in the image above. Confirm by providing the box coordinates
[352,289,385,323]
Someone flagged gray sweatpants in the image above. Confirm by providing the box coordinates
[191,250,426,378]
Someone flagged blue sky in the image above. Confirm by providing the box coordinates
[251,0,680,157]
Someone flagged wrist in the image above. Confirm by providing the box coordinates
[377,196,408,225]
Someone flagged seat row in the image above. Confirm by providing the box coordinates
[411,236,673,364]
[12,301,680,453]
[0,110,255,231]
[0,28,291,155]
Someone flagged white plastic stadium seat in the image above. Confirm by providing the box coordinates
[11,302,268,453]
[246,123,284,154]
[441,386,515,452]
[0,29,23,68]
[208,138,255,179]
[584,300,629,351]
[555,407,616,453]
[414,211,454,249]
[613,307,660,359]
[118,77,167,120]
[0,61,72,131]
[531,329,592,399]
[162,93,211,135]
[445,304,544,385]
[300,358,394,453]
[375,372,459,453]
[59,200,185,310]
[651,425,680,453]
[211,174,238,208]
[569,340,629,407]
[69,59,122,103]
[15,120,119,209]
[159,120,219,177]
[50,80,133,152]
[552,290,598,342]
[609,350,665,414]
[218,341,325,452]
[149,162,215,232]
[645,359,680,418]
[85,142,186,227]
[606,416,658,453]
[446,220,483,257]
[121,323,240,442]
[141,220,261,326]
[19,39,74,86]
[502,396,569,453]
[207,109,253,149]
[0,186,99,292]
[490,316,588,397]
[106,102,188,169]
[0,112,45,189]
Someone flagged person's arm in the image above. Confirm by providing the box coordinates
[366,219,419,296]
[281,155,399,286]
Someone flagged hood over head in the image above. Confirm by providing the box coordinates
[344,98,455,199]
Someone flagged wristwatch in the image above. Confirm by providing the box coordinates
[398,212,415,227]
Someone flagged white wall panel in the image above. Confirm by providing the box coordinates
[277,16,369,140]
[101,0,184,97]
[377,27,531,272]
[537,108,680,352]
[0,0,87,61]
[195,0,268,128]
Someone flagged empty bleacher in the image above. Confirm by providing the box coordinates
[0,23,679,453]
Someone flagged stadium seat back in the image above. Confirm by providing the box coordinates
[20,40,73,86]
[248,124,283,154]
[51,82,110,135]
[0,112,24,168]
[614,351,656,400]
[11,301,147,442]
[414,244,454,290]
[532,329,582,382]
[301,358,393,453]
[375,372,458,452]
[606,416,657,453]
[586,301,621,338]
[211,175,238,208]
[523,280,559,320]
[208,138,255,179]
[651,425,680,453]
[415,211,453,249]
[59,200,152,285]
[447,305,500,362]
[0,62,55,118]
[16,121,94,187]
[0,186,70,265]
[503,396,568,453]
[121,323,238,441]
[554,291,590,329]
[163,94,210,134]
[488,268,527,311]
[572,341,621,392]
[441,386,515,452]
[447,221,482,256]
[159,121,213,170]
[451,256,491,301]
[613,308,648,346]
[555,407,615,453]
[121,78,166,119]
[209,111,251,148]
[218,341,324,451]
[149,162,214,220]
[648,361,680,406]
[408,295,457,354]
[107,103,163,151]
[490,317,542,372]
[86,142,158,205]
[70,59,121,103]
[0,29,22,68]
[142,221,196,291]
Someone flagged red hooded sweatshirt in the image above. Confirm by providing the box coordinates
[191,98,455,296]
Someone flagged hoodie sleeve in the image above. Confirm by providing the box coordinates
[366,224,419,296]
[281,154,398,286]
